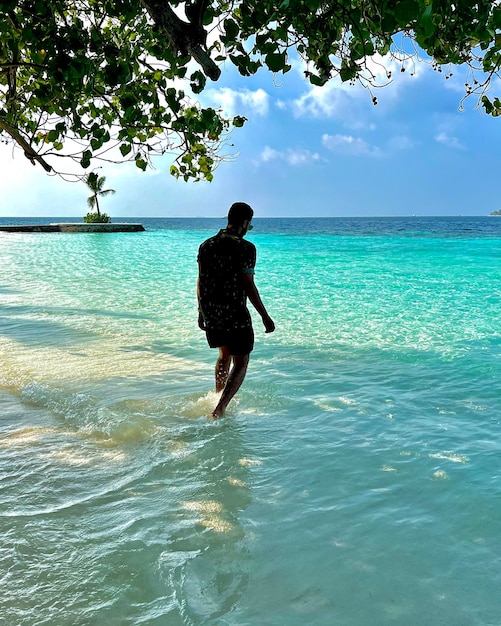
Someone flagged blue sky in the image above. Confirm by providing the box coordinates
[1,50,501,218]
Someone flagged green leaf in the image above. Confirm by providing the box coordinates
[305,0,320,10]
[394,0,420,25]
[493,7,501,30]
[80,150,92,169]
[340,65,357,82]
[309,73,327,86]
[190,70,206,94]
[232,115,247,128]
[421,6,436,36]
[120,143,132,156]
[265,52,286,72]
[223,18,239,40]
[135,158,147,171]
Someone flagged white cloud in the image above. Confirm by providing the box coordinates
[287,149,321,165]
[287,50,428,124]
[387,135,415,151]
[292,83,352,119]
[261,146,280,162]
[435,132,465,150]
[259,146,321,166]
[206,87,270,117]
[322,134,382,157]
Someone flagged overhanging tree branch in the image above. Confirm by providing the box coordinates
[1,0,500,181]
[139,0,221,80]
[0,117,52,172]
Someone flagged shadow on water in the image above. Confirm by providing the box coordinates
[118,340,176,354]
[0,308,99,347]
[0,303,152,347]
[0,303,152,321]
[0,284,20,295]
[118,340,204,362]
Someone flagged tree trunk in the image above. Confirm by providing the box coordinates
[139,0,221,81]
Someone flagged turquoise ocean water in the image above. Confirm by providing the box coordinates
[1,216,500,625]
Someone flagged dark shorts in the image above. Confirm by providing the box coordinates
[206,326,254,356]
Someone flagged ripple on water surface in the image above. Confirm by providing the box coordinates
[1,220,501,624]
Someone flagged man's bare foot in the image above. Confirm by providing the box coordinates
[212,406,224,419]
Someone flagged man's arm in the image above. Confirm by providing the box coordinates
[242,273,275,333]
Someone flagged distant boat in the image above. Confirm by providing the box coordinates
[489,210,501,216]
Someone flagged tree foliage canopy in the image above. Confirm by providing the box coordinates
[1,0,500,181]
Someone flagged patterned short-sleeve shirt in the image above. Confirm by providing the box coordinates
[197,229,256,331]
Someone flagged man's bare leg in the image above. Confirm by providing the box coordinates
[215,346,231,393]
[212,354,249,419]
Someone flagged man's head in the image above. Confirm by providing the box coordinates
[227,202,254,232]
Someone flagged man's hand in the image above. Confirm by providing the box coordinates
[198,311,206,331]
[242,274,275,334]
[262,314,275,334]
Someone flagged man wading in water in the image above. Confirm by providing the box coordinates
[197,202,275,418]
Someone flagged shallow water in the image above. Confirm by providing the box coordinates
[1,216,501,625]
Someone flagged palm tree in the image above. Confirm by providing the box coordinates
[85,172,115,217]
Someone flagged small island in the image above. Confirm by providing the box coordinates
[490,210,501,216]
[0,174,145,232]
[0,223,145,233]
